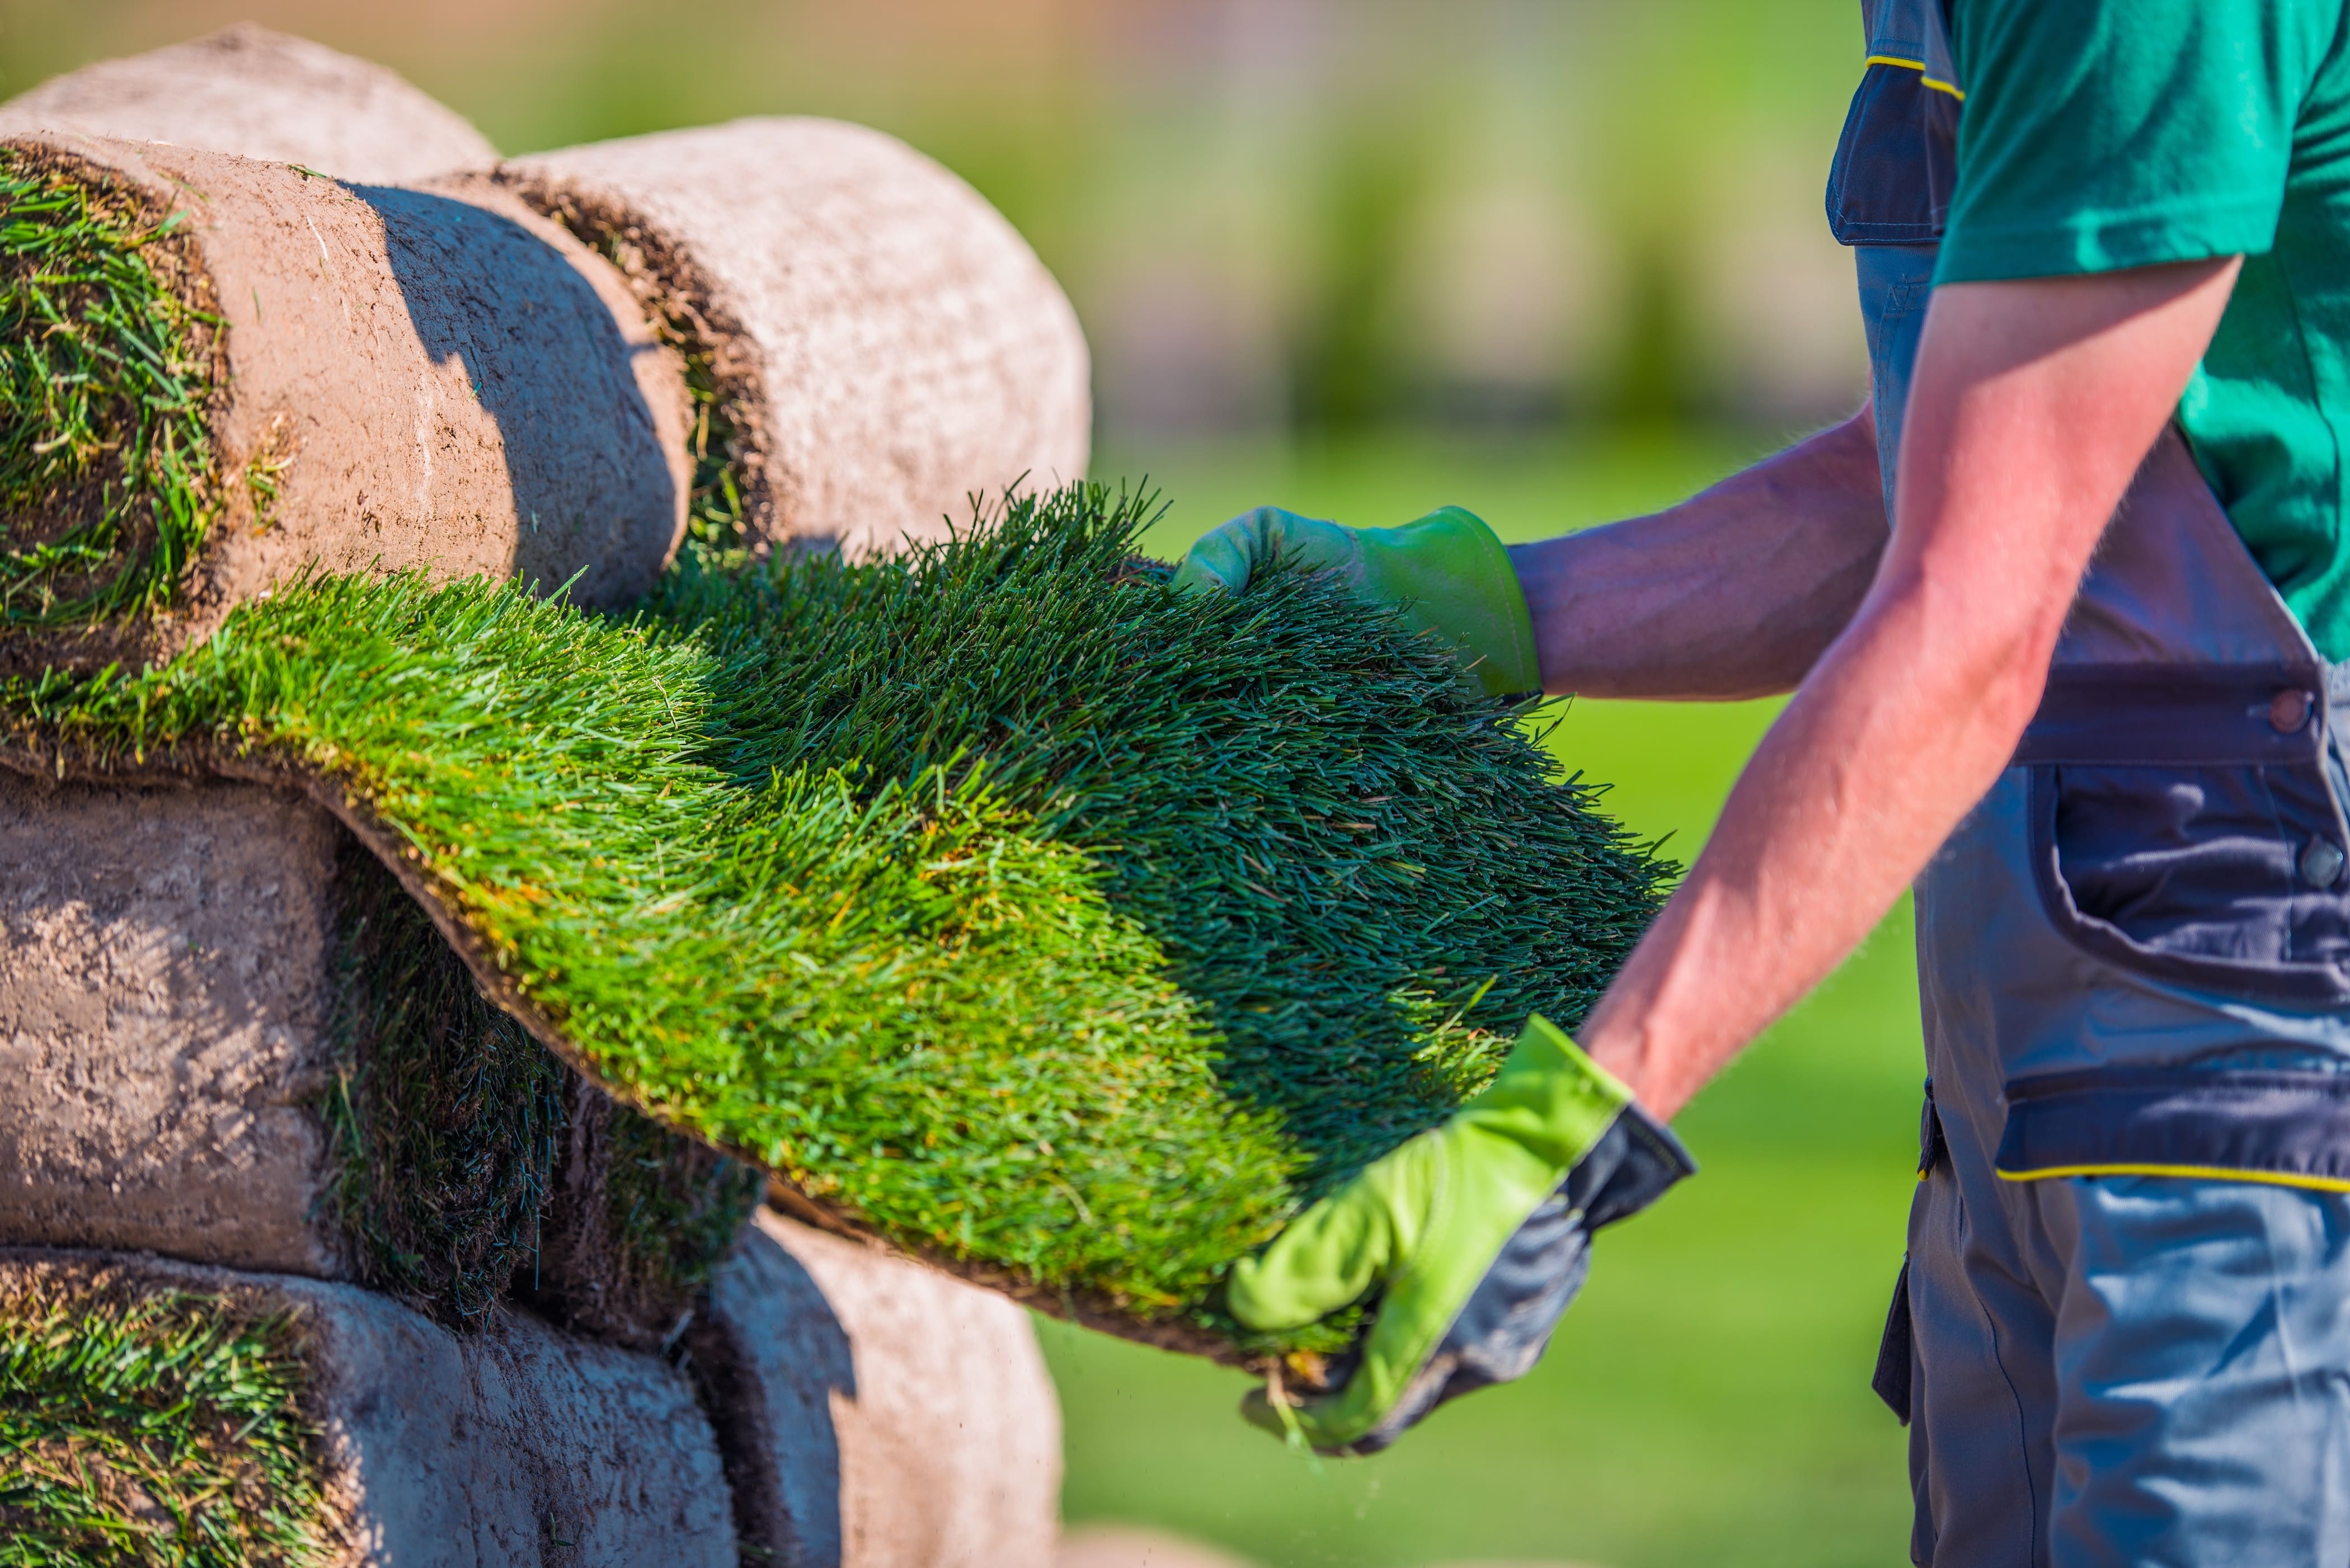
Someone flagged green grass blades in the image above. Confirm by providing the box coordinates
[661,490,1670,1192]
[1,483,1668,1347]
[0,149,217,630]
[318,839,568,1325]
[0,1281,327,1568]
[322,838,760,1339]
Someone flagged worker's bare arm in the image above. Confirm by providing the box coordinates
[1577,257,2243,1121]
[1506,407,1888,700]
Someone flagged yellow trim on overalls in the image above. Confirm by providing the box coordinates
[1997,1163,2350,1194]
[1864,53,1966,102]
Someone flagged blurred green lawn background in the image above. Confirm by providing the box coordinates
[1046,434,1923,1568]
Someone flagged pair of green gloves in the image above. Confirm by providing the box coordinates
[1176,506,1694,1456]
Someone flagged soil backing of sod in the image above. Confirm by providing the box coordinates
[0,133,692,676]
[499,116,1092,561]
[0,483,1670,1360]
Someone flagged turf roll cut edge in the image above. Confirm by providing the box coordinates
[2,483,1669,1357]
[497,117,1093,561]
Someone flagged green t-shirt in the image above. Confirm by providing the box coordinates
[1934,0,2350,660]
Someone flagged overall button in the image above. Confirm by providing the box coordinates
[2270,688,2315,733]
[2302,838,2346,888]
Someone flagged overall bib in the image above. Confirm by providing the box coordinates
[1833,4,2350,1564]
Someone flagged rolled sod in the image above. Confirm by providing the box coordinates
[0,770,760,1345]
[0,25,499,185]
[2,483,1670,1357]
[0,1226,1060,1565]
[694,1211,1063,1566]
[0,1249,739,1567]
[500,117,1092,559]
[0,134,692,675]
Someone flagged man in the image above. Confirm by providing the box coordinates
[1185,2,2350,1561]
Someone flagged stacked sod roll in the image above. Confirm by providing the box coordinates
[0,23,500,184]
[0,130,693,674]
[1,1220,1054,1566]
[0,49,1076,1565]
[499,117,1092,558]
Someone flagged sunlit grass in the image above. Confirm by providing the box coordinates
[2,481,1666,1349]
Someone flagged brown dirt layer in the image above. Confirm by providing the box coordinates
[0,25,497,184]
[500,116,1092,560]
[0,769,346,1276]
[690,1210,1063,1568]
[2,132,692,675]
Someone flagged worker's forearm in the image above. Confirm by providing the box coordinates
[1571,260,2244,1122]
[1505,409,1887,700]
[1574,575,2045,1119]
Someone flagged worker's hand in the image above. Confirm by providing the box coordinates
[1172,505,1541,698]
[1228,1015,1692,1455]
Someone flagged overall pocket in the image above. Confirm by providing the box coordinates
[2030,750,2350,1004]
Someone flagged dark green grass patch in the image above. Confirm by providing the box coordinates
[2,483,1667,1349]
[320,840,758,1338]
[319,839,568,1325]
[0,1279,327,1568]
[525,1086,767,1348]
[0,148,217,631]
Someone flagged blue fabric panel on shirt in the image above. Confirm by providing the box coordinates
[1998,1067,2350,1183]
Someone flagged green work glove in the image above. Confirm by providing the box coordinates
[1228,1015,1693,1455]
[1172,505,1541,698]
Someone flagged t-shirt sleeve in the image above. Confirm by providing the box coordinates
[1937,0,2338,284]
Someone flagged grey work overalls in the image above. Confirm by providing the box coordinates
[1834,4,2350,1564]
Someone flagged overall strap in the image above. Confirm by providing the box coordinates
[1827,0,1961,247]
[1827,0,2330,730]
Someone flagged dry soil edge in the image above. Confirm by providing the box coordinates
[1,132,691,674]
[0,24,497,183]
[698,1210,1064,1568]
[500,116,1092,560]
[0,1246,738,1568]
[0,769,344,1275]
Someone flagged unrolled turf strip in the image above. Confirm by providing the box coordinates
[2,128,1664,1357]
[2,484,1669,1358]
